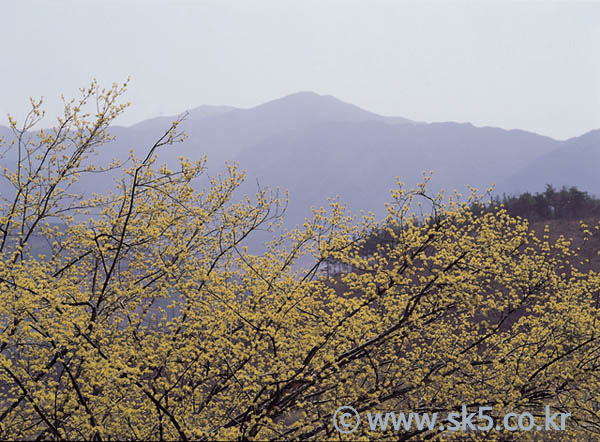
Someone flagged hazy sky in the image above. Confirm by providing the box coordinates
[2,0,599,139]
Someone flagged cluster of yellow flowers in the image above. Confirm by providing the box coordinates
[0,82,599,440]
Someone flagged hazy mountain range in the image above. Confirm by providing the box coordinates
[1,91,598,226]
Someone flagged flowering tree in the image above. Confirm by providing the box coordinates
[0,82,599,440]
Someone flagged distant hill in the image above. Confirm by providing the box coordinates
[0,92,598,228]
[502,129,600,197]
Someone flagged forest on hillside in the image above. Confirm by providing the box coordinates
[483,185,600,221]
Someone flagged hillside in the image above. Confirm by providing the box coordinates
[234,119,561,223]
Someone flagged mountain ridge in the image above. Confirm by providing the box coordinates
[0,92,598,228]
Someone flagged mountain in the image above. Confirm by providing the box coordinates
[0,92,417,211]
[0,92,597,228]
[104,91,415,169]
[502,129,600,197]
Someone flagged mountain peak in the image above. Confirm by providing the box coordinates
[282,90,322,98]
[257,91,340,107]
[247,91,389,125]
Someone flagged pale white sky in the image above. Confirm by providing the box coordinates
[1,0,599,139]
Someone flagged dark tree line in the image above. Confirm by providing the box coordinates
[475,185,600,221]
